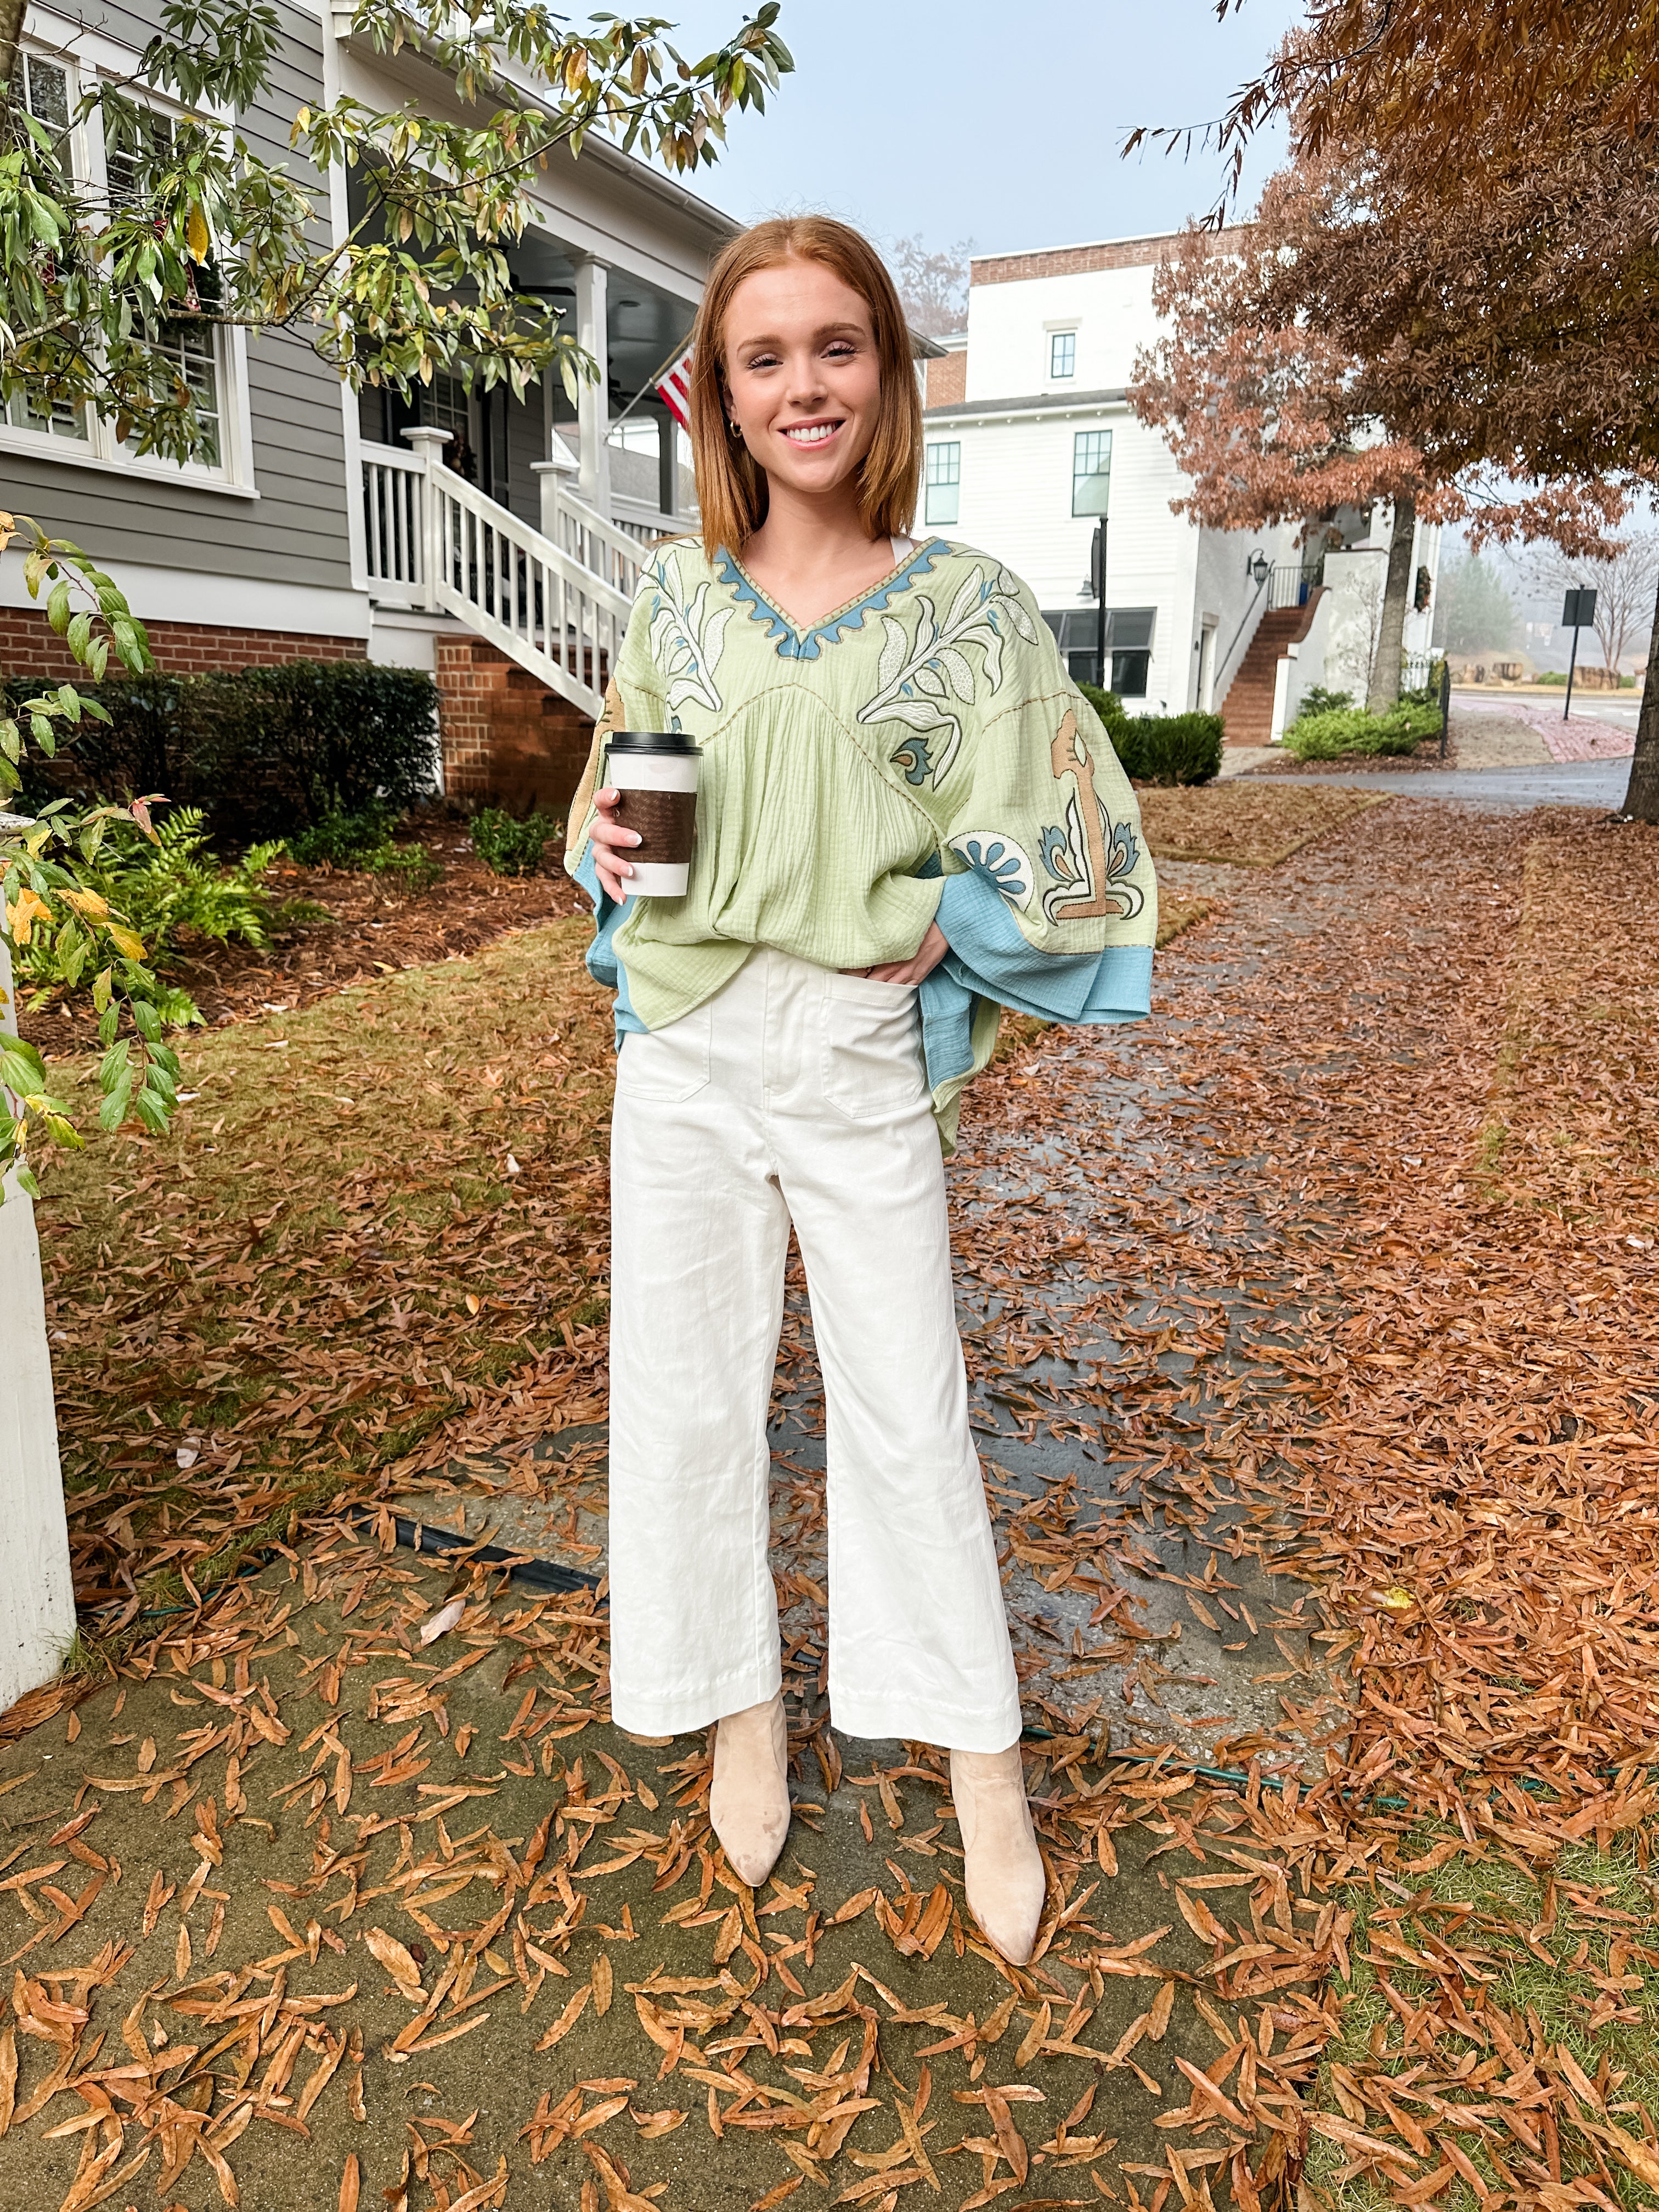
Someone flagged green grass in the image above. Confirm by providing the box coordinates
[1309,1831,1659,2212]
[35,917,618,1615]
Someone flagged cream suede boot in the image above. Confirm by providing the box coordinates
[710,1692,790,1889]
[950,1744,1047,1967]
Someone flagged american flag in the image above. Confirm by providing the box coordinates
[656,347,693,432]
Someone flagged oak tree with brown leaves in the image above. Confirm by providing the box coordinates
[1135,2,1659,810]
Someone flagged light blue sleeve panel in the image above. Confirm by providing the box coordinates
[571,841,645,1037]
[919,865,1153,1088]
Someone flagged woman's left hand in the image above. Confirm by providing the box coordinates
[847,920,949,987]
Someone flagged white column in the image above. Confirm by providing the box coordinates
[1269,651,1294,743]
[532,446,579,543]
[0,902,76,1716]
[400,427,453,611]
[575,256,611,517]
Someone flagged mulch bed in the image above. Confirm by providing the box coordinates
[19,820,585,1063]
[1242,741,1458,776]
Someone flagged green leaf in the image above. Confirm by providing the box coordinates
[99,1070,135,1130]
[0,1040,50,1096]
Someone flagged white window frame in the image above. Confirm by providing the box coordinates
[1,13,257,498]
[924,439,961,527]
[1044,319,1080,386]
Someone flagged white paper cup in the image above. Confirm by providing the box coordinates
[607,732,701,898]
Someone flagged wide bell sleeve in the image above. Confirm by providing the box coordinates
[909,580,1158,1125]
[563,597,668,1029]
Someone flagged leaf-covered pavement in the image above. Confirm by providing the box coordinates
[3,791,1657,2211]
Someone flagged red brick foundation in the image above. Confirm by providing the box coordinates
[435,637,597,818]
[0,607,366,680]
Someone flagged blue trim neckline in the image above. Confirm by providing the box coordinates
[714,539,945,659]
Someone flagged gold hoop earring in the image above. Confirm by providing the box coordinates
[729,419,742,437]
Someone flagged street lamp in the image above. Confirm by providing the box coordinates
[1246,548,1271,589]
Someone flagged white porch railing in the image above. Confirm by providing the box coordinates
[362,441,425,605]
[611,494,687,548]
[364,434,645,718]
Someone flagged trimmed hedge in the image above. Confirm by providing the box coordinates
[1078,683,1223,785]
[14,662,439,840]
[1283,702,1442,760]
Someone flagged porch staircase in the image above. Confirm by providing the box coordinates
[361,435,654,722]
[1220,590,1327,746]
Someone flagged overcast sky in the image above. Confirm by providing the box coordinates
[664,0,1303,259]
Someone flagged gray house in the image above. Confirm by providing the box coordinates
[3,0,738,810]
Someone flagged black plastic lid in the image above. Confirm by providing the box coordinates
[607,730,701,755]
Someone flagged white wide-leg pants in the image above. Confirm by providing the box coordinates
[607,946,1022,1752]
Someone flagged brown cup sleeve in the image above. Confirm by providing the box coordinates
[613,785,697,865]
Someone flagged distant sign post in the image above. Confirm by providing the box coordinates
[1561,588,1598,721]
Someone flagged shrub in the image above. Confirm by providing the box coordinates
[1077,682,1130,736]
[286,802,400,868]
[1093,707,1224,786]
[1296,684,1355,718]
[470,808,558,877]
[16,804,291,1020]
[1080,685,1222,783]
[1283,703,1443,760]
[367,840,443,894]
[18,662,440,841]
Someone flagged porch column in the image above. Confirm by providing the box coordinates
[0,906,76,1716]
[575,256,611,517]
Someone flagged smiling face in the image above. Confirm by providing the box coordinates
[721,257,884,504]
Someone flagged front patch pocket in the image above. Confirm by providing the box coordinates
[822,972,926,1122]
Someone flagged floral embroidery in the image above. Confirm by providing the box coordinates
[713,540,945,661]
[649,551,730,714]
[948,831,1035,910]
[857,563,1039,788]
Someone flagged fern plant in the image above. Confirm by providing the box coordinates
[18,805,291,1018]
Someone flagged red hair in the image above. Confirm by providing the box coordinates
[689,216,922,560]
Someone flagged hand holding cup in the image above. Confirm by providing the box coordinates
[588,789,639,904]
[589,732,701,904]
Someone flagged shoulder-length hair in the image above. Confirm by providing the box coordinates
[688,216,922,562]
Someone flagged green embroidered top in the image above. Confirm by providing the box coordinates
[566,535,1158,1147]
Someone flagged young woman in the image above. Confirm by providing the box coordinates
[566,217,1156,1966]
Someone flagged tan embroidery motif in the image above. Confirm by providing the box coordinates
[1042,709,1147,926]
[1047,710,1117,921]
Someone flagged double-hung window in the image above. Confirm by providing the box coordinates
[2,45,244,484]
[1071,428,1111,517]
[924,439,961,527]
[4,53,89,442]
[1049,330,1076,380]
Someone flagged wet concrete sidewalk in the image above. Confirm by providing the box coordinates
[1263,760,1628,809]
[0,826,1421,2209]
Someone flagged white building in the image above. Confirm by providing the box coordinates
[921,234,1441,740]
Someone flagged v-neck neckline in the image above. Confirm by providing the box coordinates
[721,539,937,645]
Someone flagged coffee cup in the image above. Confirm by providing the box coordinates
[606,731,701,898]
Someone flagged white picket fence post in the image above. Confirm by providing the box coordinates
[0,862,76,1715]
